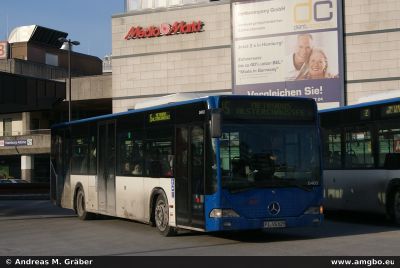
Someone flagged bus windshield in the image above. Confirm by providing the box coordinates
[220,123,320,191]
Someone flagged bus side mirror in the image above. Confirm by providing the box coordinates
[210,109,222,138]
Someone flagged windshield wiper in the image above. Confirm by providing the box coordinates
[253,179,314,192]
[278,179,314,192]
[291,183,313,192]
[225,179,316,193]
[225,183,257,194]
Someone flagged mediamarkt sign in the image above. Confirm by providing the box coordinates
[125,21,204,40]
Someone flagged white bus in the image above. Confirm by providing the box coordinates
[320,97,400,224]
[51,95,324,235]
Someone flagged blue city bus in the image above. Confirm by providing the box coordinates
[50,95,323,236]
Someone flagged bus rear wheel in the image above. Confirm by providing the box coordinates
[393,189,400,225]
[154,194,176,236]
[76,188,95,220]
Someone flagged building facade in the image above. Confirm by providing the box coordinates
[1,0,399,183]
[0,25,111,182]
[0,71,65,182]
[112,0,232,112]
[111,0,400,112]
[344,0,400,104]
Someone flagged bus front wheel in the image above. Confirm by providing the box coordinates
[75,188,95,220]
[154,194,176,236]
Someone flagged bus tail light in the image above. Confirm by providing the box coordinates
[304,206,323,215]
[209,209,240,218]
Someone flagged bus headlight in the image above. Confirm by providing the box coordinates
[304,206,323,215]
[209,209,240,218]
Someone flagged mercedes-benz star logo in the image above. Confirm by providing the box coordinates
[268,202,281,215]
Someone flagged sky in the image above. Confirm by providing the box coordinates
[0,0,125,59]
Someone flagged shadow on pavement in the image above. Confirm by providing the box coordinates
[1,200,398,244]
[210,211,399,243]
[0,200,75,219]
[324,210,395,226]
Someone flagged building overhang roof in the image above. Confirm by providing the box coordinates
[8,25,68,48]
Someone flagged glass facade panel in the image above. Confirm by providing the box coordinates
[168,0,182,6]
[126,0,215,11]
[154,0,167,8]
[141,0,154,9]
[126,0,142,11]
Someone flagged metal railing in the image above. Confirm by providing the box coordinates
[0,58,67,81]
[102,61,112,73]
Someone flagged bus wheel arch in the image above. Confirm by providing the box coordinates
[149,188,164,227]
[386,179,400,225]
[73,183,95,220]
[149,188,176,236]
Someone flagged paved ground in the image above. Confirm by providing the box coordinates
[0,200,399,256]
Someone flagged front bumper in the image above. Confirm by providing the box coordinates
[206,213,323,232]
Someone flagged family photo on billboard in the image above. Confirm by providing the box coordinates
[285,31,339,81]
[233,0,344,108]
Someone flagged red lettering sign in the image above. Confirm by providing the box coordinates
[125,21,204,40]
[0,42,8,59]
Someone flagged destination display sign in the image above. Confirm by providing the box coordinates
[382,104,400,117]
[149,112,171,123]
[221,99,315,121]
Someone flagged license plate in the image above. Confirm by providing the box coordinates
[264,220,286,228]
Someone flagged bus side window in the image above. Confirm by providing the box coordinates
[117,129,144,177]
[332,151,341,168]
[145,140,173,178]
[378,127,400,167]
[71,136,89,174]
[323,130,342,169]
[345,130,373,169]
[88,130,97,175]
[384,153,400,169]
[149,160,162,177]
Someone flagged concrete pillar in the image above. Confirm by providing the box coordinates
[21,155,34,182]
[22,112,31,135]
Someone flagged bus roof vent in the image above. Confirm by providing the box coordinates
[134,93,211,110]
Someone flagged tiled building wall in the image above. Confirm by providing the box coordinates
[112,0,400,111]
[112,2,231,112]
[344,0,400,104]
[70,73,112,101]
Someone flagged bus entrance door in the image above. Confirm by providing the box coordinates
[175,125,205,229]
[97,121,116,215]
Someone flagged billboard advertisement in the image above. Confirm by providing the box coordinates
[232,0,344,109]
